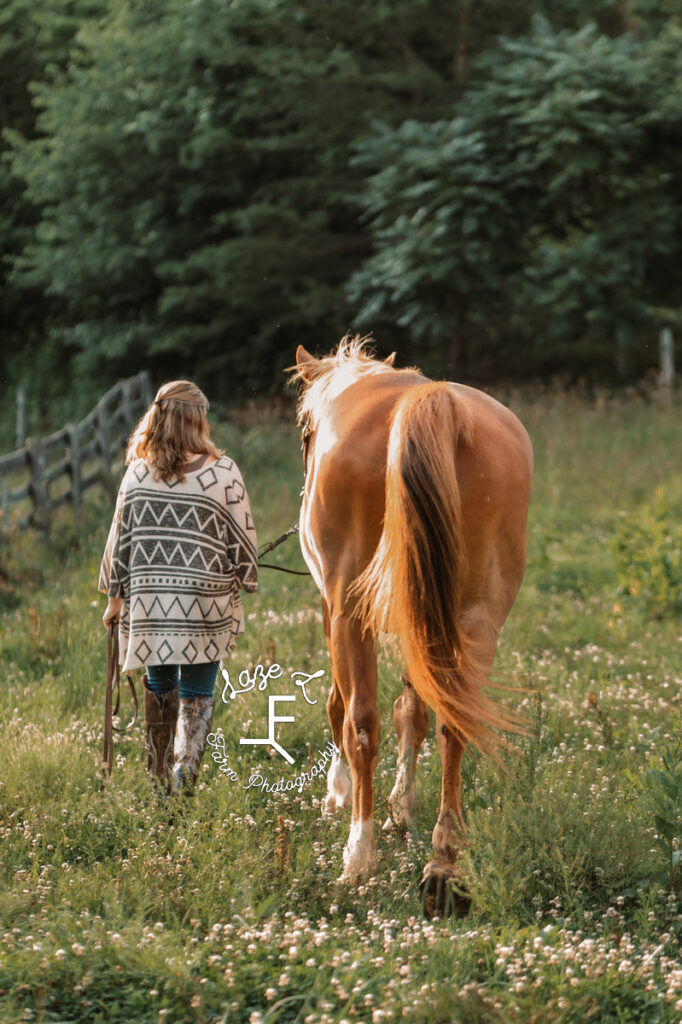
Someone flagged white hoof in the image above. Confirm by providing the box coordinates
[382,814,409,834]
[324,752,351,816]
[322,793,341,817]
[384,765,415,831]
[340,819,378,882]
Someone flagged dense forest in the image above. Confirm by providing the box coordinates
[1,0,681,430]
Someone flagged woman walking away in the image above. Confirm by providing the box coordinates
[99,380,258,796]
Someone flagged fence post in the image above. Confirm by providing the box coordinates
[659,328,675,405]
[97,401,116,496]
[66,424,82,512]
[16,389,26,449]
[140,370,153,408]
[121,379,133,435]
[26,437,50,532]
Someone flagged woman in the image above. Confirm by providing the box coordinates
[99,380,258,796]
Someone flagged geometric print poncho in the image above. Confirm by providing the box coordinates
[98,455,258,672]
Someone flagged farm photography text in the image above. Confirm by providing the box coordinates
[207,659,338,795]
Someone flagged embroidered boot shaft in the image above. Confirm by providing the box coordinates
[143,679,179,794]
[172,696,215,796]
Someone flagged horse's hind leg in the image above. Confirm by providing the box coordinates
[419,722,470,918]
[321,596,351,815]
[383,676,430,833]
[420,621,499,918]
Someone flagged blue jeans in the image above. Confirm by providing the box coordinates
[146,662,219,700]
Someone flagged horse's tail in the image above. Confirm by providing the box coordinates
[352,381,516,760]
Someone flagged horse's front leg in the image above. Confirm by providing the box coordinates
[323,680,352,815]
[329,612,380,882]
[383,676,430,833]
[320,596,351,815]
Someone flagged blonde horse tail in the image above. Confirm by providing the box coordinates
[352,381,516,760]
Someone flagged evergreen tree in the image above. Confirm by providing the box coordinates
[0,0,105,433]
[9,0,508,398]
[349,17,682,380]
[3,0,677,409]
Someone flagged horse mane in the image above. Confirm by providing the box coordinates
[291,335,409,429]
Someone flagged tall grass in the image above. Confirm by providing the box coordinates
[0,390,680,1023]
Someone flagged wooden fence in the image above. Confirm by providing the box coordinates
[0,371,153,532]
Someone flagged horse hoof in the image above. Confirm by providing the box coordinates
[340,830,379,883]
[337,859,379,886]
[322,792,350,817]
[339,854,379,884]
[322,795,337,817]
[418,866,471,920]
[382,815,408,836]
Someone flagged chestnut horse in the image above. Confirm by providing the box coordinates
[291,338,533,916]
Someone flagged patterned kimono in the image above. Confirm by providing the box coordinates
[99,456,257,672]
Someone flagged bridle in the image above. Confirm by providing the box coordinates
[300,412,313,477]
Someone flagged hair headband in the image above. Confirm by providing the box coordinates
[153,397,206,408]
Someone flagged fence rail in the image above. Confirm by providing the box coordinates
[0,371,153,532]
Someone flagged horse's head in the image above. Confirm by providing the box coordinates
[290,346,319,473]
[289,338,397,476]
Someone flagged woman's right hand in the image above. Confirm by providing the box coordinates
[103,597,124,629]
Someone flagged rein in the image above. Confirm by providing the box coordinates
[101,623,139,787]
[258,522,310,576]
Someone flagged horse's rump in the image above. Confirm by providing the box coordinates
[352,381,521,759]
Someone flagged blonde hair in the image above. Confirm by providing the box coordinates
[126,380,223,483]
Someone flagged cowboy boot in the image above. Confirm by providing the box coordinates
[172,696,215,796]
[144,677,179,794]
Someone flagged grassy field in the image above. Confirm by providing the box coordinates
[0,388,680,1023]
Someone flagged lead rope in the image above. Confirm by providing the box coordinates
[101,623,139,789]
[257,521,310,576]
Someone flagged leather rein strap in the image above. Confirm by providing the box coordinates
[257,521,310,576]
[101,623,139,787]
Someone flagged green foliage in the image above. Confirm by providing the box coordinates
[349,16,682,379]
[6,0,494,403]
[0,0,107,427]
[611,488,682,618]
[3,0,677,420]
[348,116,518,376]
[644,737,682,891]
